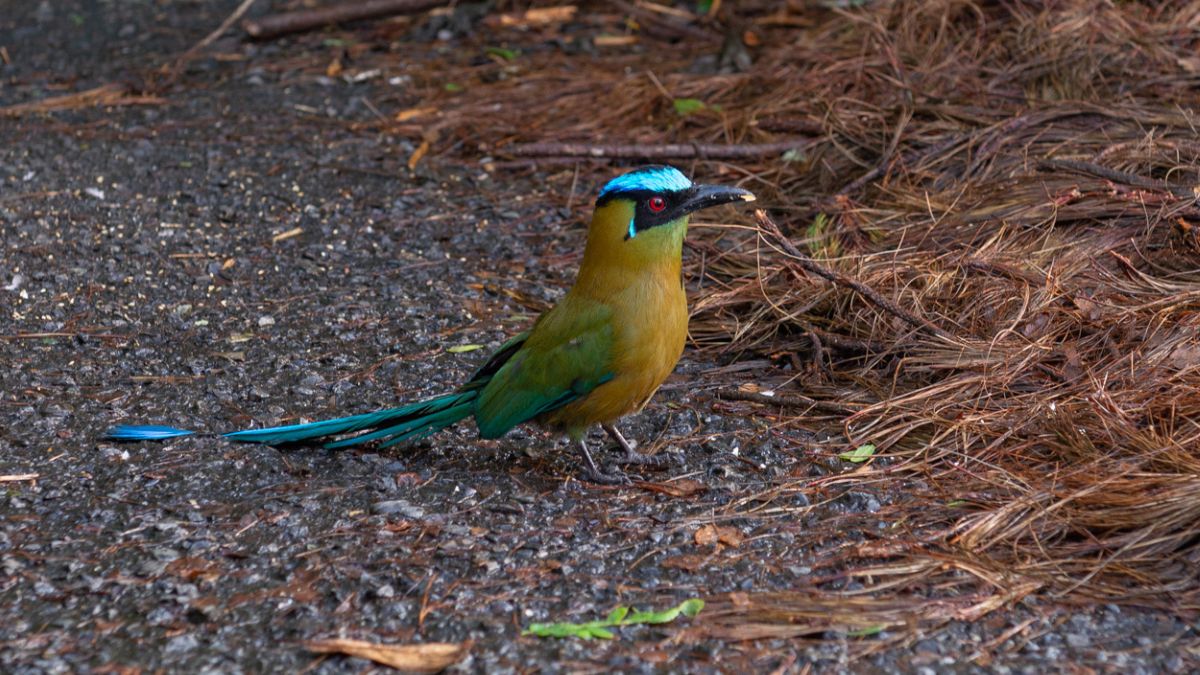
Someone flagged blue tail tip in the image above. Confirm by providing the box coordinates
[106,425,195,441]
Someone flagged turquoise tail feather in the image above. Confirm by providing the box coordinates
[107,391,476,448]
[223,391,476,447]
[106,425,195,441]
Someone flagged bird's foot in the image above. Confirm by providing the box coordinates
[600,423,683,471]
[615,447,684,468]
[577,439,632,486]
[581,464,633,486]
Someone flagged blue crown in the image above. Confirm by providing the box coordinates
[597,165,693,200]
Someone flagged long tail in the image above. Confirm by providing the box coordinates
[106,391,476,449]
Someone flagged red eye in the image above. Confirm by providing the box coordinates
[647,196,666,213]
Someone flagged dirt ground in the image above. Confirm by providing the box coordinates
[2,1,1196,672]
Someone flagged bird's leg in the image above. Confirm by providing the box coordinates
[577,439,631,485]
[602,423,681,467]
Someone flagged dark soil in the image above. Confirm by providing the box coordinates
[1,1,1194,672]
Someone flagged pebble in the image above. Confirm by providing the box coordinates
[1066,633,1091,648]
[371,500,425,519]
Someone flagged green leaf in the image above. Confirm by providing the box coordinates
[805,212,840,258]
[622,599,705,625]
[444,83,464,93]
[678,598,705,617]
[846,624,885,637]
[697,0,715,14]
[523,621,614,640]
[946,499,967,507]
[782,148,805,163]
[322,38,350,47]
[806,212,828,240]
[672,98,707,116]
[606,606,630,623]
[524,599,704,640]
[486,46,518,61]
[447,344,483,353]
[839,443,876,463]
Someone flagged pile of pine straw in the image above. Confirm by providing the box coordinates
[414,0,1200,636]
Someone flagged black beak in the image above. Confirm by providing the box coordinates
[678,184,756,216]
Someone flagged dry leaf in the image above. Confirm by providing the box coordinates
[165,556,221,583]
[408,139,430,170]
[272,227,303,243]
[634,478,707,497]
[497,6,577,27]
[594,35,638,47]
[326,57,343,78]
[395,106,437,123]
[305,638,467,673]
[695,524,744,548]
[660,554,711,571]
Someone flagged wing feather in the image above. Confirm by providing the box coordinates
[474,299,614,439]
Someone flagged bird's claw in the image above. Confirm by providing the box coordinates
[578,438,632,485]
[616,449,683,468]
[582,464,633,486]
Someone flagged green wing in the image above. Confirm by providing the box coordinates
[462,330,530,391]
[474,300,615,439]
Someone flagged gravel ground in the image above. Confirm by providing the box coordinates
[2,1,1196,672]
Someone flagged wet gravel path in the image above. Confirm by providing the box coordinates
[2,1,1195,672]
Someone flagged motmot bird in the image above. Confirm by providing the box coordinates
[108,165,756,483]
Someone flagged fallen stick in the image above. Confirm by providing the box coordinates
[1037,158,1197,198]
[170,0,259,75]
[507,140,809,160]
[719,389,864,415]
[610,0,717,41]
[243,0,450,39]
[754,210,955,341]
[0,84,163,117]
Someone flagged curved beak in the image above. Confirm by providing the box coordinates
[678,184,756,216]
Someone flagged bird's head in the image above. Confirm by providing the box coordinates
[585,165,755,267]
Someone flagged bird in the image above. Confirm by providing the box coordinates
[108,165,756,483]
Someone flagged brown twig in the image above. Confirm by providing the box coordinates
[507,141,810,160]
[0,84,163,117]
[0,332,126,340]
[754,210,955,341]
[1037,158,1199,198]
[718,389,864,415]
[609,0,718,42]
[836,135,963,198]
[243,0,450,39]
[168,0,259,78]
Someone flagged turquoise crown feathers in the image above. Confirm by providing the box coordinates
[597,165,692,201]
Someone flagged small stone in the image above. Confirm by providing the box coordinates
[371,500,424,518]
[1065,633,1091,648]
[165,633,200,653]
[377,584,395,598]
[258,316,275,327]
[135,559,168,577]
